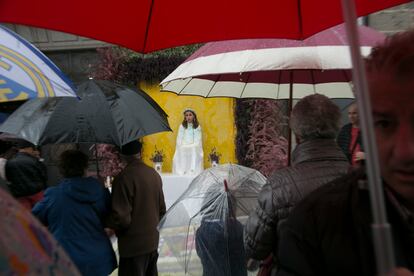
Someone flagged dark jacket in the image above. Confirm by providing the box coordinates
[196,219,247,276]
[337,123,364,162]
[5,152,47,197]
[276,169,414,275]
[32,177,117,276]
[244,139,349,262]
[106,159,166,258]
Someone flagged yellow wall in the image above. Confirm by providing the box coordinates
[139,83,237,172]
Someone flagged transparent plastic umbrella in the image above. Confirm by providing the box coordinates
[158,164,266,275]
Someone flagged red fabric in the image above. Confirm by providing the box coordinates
[349,127,361,166]
[0,0,408,53]
[185,24,385,61]
[17,190,44,210]
[258,255,274,276]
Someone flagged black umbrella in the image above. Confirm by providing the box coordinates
[0,80,171,146]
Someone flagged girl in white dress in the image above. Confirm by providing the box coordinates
[172,109,204,175]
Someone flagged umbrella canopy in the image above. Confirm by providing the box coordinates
[0,0,406,53]
[158,164,266,275]
[0,26,76,102]
[161,24,385,99]
[0,185,80,275]
[0,80,171,146]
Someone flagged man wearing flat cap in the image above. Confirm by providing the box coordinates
[106,140,166,276]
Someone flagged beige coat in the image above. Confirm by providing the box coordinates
[106,159,166,258]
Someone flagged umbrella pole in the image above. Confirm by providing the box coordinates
[341,1,395,275]
[287,71,293,166]
[94,143,101,180]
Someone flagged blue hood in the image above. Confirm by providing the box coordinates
[60,177,101,203]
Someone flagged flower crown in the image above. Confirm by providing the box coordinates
[183,108,196,114]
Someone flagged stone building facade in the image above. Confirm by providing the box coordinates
[368,2,414,35]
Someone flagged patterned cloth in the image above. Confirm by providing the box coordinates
[0,187,80,275]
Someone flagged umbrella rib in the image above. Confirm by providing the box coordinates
[342,69,352,82]
[184,217,195,274]
[341,69,354,93]
[239,72,251,98]
[234,170,261,187]
[297,0,303,37]
[34,99,66,145]
[310,70,317,94]
[176,78,192,95]
[276,70,282,99]
[236,200,250,215]
[205,75,221,98]
[142,0,155,52]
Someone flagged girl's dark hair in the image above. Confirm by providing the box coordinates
[59,150,89,178]
[182,110,199,129]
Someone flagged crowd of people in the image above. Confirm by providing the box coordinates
[0,28,413,276]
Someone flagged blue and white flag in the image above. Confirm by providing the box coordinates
[0,26,77,102]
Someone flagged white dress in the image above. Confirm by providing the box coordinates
[172,123,204,175]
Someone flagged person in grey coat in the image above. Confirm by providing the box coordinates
[244,94,350,274]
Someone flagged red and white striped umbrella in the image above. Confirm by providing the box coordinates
[161,24,385,100]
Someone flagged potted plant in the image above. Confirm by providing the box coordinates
[208,147,222,167]
[150,147,165,173]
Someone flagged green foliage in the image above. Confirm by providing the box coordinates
[246,99,289,176]
[235,99,253,167]
[92,44,202,85]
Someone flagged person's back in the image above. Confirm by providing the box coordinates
[106,140,166,276]
[267,138,349,209]
[196,218,247,276]
[112,159,165,256]
[32,150,117,276]
[244,94,349,269]
[196,190,247,276]
[277,168,414,275]
[33,177,116,275]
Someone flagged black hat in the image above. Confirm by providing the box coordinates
[14,139,36,150]
[120,140,142,155]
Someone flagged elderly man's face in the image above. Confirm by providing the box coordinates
[369,73,414,200]
[348,104,359,127]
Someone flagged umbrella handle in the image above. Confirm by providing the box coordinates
[224,179,229,192]
[342,0,395,275]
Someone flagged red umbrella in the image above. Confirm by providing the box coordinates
[0,0,408,53]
